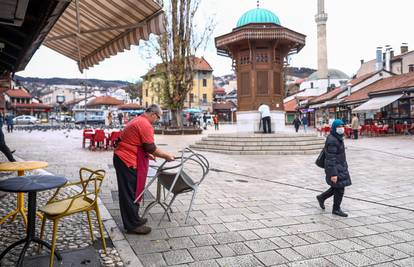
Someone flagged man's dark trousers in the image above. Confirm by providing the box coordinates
[353,130,358,139]
[113,154,146,230]
[262,116,271,133]
[0,128,14,161]
[319,187,344,211]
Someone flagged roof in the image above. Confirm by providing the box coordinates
[284,99,297,112]
[12,103,52,109]
[144,57,213,77]
[214,88,226,94]
[86,96,124,107]
[212,102,236,110]
[117,103,142,110]
[348,70,395,86]
[5,89,31,98]
[344,72,414,103]
[0,0,69,75]
[43,0,164,71]
[308,69,350,81]
[309,87,345,104]
[236,8,281,28]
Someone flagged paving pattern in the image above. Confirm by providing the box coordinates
[3,126,414,266]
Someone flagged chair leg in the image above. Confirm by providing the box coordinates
[38,216,47,253]
[185,188,198,224]
[94,205,107,252]
[86,211,95,242]
[49,219,60,267]
[159,194,177,225]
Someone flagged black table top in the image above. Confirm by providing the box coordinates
[0,175,67,193]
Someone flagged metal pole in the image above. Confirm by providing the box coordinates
[83,82,87,125]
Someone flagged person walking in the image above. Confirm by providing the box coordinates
[0,114,15,162]
[301,115,308,133]
[213,114,219,131]
[258,103,271,133]
[202,113,208,130]
[6,114,13,133]
[118,112,123,126]
[113,104,175,234]
[316,119,351,217]
[293,115,301,133]
[351,114,360,139]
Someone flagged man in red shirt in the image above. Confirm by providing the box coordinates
[114,104,174,234]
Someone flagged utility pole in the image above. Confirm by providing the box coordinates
[82,81,87,125]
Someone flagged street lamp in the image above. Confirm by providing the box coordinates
[81,82,87,125]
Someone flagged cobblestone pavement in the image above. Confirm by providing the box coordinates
[3,126,414,266]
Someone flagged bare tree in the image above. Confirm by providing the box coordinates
[152,0,214,127]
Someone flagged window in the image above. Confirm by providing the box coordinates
[145,101,148,108]
[240,72,251,96]
[202,79,207,87]
[274,72,281,95]
[202,94,207,103]
[257,71,268,95]
[145,89,148,97]
[310,82,314,89]
[189,93,194,103]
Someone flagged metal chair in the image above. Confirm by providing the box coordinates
[38,168,107,267]
[157,148,209,224]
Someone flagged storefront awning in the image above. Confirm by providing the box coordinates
[352,94,403,113]
[43,0,164,71]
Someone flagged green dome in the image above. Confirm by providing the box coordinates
[236,8,281,28]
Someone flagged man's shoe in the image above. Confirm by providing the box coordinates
[332,209,348,217]
[138,218,148,226]
[316,195,325,209]
[127,225,152,235]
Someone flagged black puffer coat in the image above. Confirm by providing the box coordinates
[324,134,352,188]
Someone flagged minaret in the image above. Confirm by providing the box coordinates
[315,0,328,79]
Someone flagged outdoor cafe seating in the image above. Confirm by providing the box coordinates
[82,128,122,150]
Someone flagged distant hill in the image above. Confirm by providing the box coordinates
[14,75,132,89]
[285,67,316,78]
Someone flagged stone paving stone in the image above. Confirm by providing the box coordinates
[329,239,365,252]
[224,221,266,231]
[276,248,305,262]
[269,237,292,248]
[388,231,414,242]
[226,242,252,255]
[168,237,196,250]
[359,234,396,247]
[370,263,399,267]
[324,228,365,239]
[190,234,218,247]
[339,251,377,266]
[253,227,287,239]
[139,253,167,267]
[193,225,215,235]
[163,249,194,265]
[304,232,336,242]
[131,239,171,254]
[244,239,279,252]
[254,250,288,266]
[214,244,237,257]
[324,255,354,267]
[287,257,333,267]
[280,235,309,247]
[292,242,343,259]
[238,230,261,241]
[216,254,264,267]
[209,224,229,233]
[359,248,392,264]
[351,225,380,235]
[166,226,198,238]
[260,218,300,228]
[219,214,248,223]
[390,243,414,256]
[188,246,221,261]
[393,257,414,266]
[348,237,375,249]
[195,216,222,225]
[374,246,410,260]
[212,231,244,244]
[188,259,219,267]
[280,223,333,235]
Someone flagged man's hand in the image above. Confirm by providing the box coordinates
[148,154,156,161]
[331,176,338,184]
[165,153,175,162]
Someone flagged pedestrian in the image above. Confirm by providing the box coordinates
[213,114,219,130]
[0,114,15,162]
[351,114,360,139]
[113,104,175,234]
[301,115,308,133]
[293,115,301,133]
[316,119,351,217]
[6,114,13,133]
[118,112,123,126]
[108,112,113,127]
[258,103,271,133]
[202,113,207,130]
[185,112,190,127]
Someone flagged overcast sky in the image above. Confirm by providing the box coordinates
[17,0,414,82]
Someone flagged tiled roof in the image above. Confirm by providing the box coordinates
[212,101,236,110]
[117,103,142,110]
[344,72,414,103]
[5,89,31,98]
[86,96,123,107]
[309,87,345,104]
[284,98,297,112]
[348,70,394,86]
[12,103,52,109]
[214,87,226,94]
[145,56,213,77]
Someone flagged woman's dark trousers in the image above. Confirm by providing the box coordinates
[319,187,344,211]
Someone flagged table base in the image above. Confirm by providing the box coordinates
[141,182,172,221]
[0,193,43,227]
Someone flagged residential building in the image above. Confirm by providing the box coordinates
[142,57,214,112]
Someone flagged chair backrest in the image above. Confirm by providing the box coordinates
[94,129,105,141]
[110,131,122,141]
[78,168,106,204]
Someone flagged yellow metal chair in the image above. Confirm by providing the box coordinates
[38,168,107,267]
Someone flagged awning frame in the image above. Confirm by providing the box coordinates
[352,94,403,113]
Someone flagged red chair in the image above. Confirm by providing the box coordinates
[106,131,122,150]
[395,124,403,134]
[83,129,94,148]
[90,129,106,150]
[345,127,352,138]
[378,125,389,135]
[371,125,380,136]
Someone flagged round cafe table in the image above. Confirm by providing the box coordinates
[0,161,48,226]
[0,175,67,267]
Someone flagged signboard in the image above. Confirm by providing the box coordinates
[56,95,65,104]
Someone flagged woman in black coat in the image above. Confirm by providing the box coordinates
[316,119,351,217]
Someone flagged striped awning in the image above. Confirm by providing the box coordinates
[43,0,165,72]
